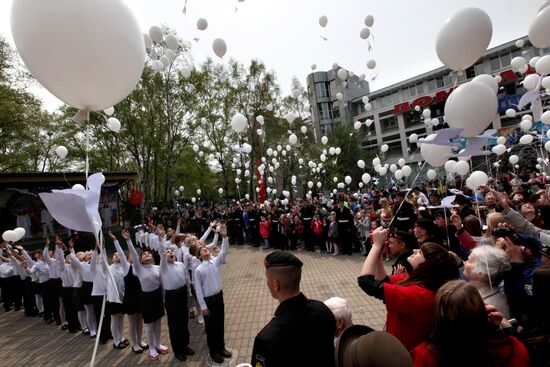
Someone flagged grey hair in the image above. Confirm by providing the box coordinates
[471,246,511,284]
[324,297,352,328]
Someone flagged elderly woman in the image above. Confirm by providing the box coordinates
[463,246,511,318]
[323,297,353,341]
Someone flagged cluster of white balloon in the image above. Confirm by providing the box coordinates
[2,227,26,243]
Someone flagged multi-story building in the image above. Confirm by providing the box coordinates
[307,36,549,165]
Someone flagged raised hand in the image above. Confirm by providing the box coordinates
[371,227,389,247]
[108,231,116,241]
[450,213,462,229]
[121,229,130,240]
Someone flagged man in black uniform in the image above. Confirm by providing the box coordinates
[251,251,336,367]
[300,199,315,252]
[228,204,244,245]
[393,190,415,232]
[248,204,261,247]
[335,198,354,255]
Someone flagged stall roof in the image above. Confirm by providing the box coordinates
[0,171,138,189]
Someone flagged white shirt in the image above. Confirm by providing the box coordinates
[159,245,190,291]
[43,246,62,279]
[149,234,159,251]
[68,250,94,282]
[0,260,14,278]
[59,263,76,288]
[194,236,229,311]
[127,238,161,292]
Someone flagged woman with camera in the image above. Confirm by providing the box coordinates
[412,280,529,367]
[358,226,459,351]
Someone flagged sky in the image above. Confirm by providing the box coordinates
[0,0,543,112]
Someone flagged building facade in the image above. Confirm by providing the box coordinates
[307,36,549,165]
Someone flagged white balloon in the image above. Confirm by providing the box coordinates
[509,155,519,165]
[444,81,498,137]
[389,164,397,173]
[519,64,529,74]
[289,134,298,145]
[409,133,419,144]
[372,157,380,167]
[257,129,263,136]
[379,167,388,176]
[338,183,345,189]
[536,55,550,75]
[511,56,527,71]
[300,126,307,134]
[505,108,517,118]
[455,160,470,176]
[394,170,404,180]
[286,112,297,124]
[354,121,362,130]
[435,7,492,71]
[218,188,224,195]
[197,18,208,31]
[519,134,534,144]
[520,119,533,130]
[364,15,374,27]
[402,165,412,177]
[523,74,541,91]
[335,147,342,155]
[191,197,196,203]
[364,103,372,111]
[103,107,115,116]
[143,33,153,49]
[333,177,339,183]
[381,144,389,152]
[420,135,453,167]
[181,66,191,79]
[298,157,304,164]
[319,15,328,27]
[542,76,550,90]
[361,173,371,184]
[308,181,314,189]
[360,27,371,39]
[72,184,85,190]
[422,109,432,118]
[398,158,406,167]
[12,227,26,242]
[212,38,227,58]
[491,144,507,155]
[427,169,437,180]
[366,59,376,69]
[106,117,121,133]
[11,0,146,112]
[149,25,163,43]
[431,117,440,126]
[469,171,488,187]
[165,49,177,61]
[516,39,525,48]
[321,136,328,145]
[336,92,344,101]
[320,154,327,162]
[362,96,370,104]
[311,64,317,71]
[2,230,16,242]
[55,146,68,159]
[337,69,348,80]
[165,34,178,50]
[444,160,457,173]
[179,186,184,191]
[424,118,432,126]
[175,190,180,196]
[545,141,550,152]
[230,113,247,133]
[497,136,506,145]
[529,6,550,48]
[472,74,499,94]
[365,119,373,127]
[542,111,550,125]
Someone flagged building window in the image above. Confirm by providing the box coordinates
[490,57,501,72]
[465,66,476,79]
[435,76,444,89]
[500,53,511,69]
[321,125,326,135]
[416,83,424,95]
[333,107,341,119]
[314,82,330,98]
[427,80,436,92]
[402,87,410,99]
[474,63,485,76]
[381,116,398,131]
[318,102,333,120]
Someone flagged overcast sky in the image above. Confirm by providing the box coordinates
[0,0,542,112]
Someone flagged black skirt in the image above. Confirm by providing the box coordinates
[79,281,93,305]
[123,268,141,315]
[106,301,125,315]
[73,287,84,311]
[140,288,164,323]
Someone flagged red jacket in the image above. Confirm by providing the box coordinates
[311,219,323,235]
[260,220,271,239]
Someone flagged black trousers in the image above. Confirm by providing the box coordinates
[339,225,352,255]
[302,221,314,251]
[204,291,225,355]
[92,295,112,340]
[165,286,190,355]
[22,278,38,316]
[45,279,61,323]
[62,287,79,331]
[1,276,22,311]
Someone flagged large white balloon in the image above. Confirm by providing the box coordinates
[469,171,488,187]
[11,0,145,112]
[511,56,527,71]
[319,15,328,27]
[519,134,534,145]
[472,74,499,94]
[286,112,297,124]
[529,6,550,48]
[409,133,419,144]
[509,155,519,165]
[106,117,121,133]
[103,107,115,116]
[289,134,298,145]
[420,135,453,167]
[344,176,352,185]
[444,81,498,137]
[321,136,328,145]
[149,26,163,43]
[435,8,492,71]
[337,69,348,80]
[354,121,362,130]
[390,164,397,173]
[491,144,507,155]
[523,74,541,91]
[364,15,374,27]
[381,144,389,152]
[361,173,371,184]
[427,169,437,180]
[212,38,227,58]
[165,34,178,50]
[394,170,404,180]
[398,158,406,167]
[197,18,208,31]
[300,126,307,134]
[455,160,470,176]
[444,160,457,173]
[367,59,377,69]
[12,227,26,242]
[2,230,16,242]
[357,160,365,169]
[230,113,247,133]
[402,165,412,177]
[536,55,550,75]
[55,146,68,159]
[372,157,381,166]
[360,27,371,39]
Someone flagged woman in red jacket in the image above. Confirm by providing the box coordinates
[358,227,459,351]
[412,280,530,367]
[260,216,271,249]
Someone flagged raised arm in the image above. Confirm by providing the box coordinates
[21,248,35,268]
[109,231,129,272]
[175,217,181,234]
[213,225,229,266]
[358,227,389,301]
[42,238,52,266]
[199,221,215,242]
[206,232,219,250]
[123,229,142,273]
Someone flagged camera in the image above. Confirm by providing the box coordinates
[491,227,519,242]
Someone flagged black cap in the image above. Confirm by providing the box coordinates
[264,251,303,268]
[434,210,446,218]
[415,218,436,235]
[453,194,470,205]
[389,230,416,250]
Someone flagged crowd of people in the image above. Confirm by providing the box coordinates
[1,170,550,366]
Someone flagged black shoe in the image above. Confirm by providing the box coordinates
[175,353,187,361]
[210,353,224,364]
[140,343,149,350]
[113,342,127,350]
[38,312,44,318]
[185,347,195,356]
[132,346,143,354]
[122,339,129,346]
[61,324,69,330]
[221,348,232,358]
[82,328,90,335]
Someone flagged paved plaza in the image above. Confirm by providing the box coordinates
[0,246,387,366]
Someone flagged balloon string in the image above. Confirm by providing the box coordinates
[85,110,90,183]
[388,160,427,227]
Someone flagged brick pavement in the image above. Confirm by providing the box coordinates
[0,246,387,366]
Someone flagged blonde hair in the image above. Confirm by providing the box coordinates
[485,212,506,239]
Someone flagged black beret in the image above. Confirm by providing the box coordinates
[416,218,436,234]
[264,251,303,268]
